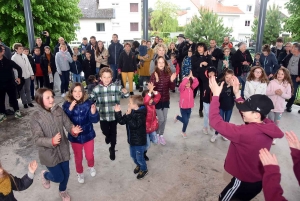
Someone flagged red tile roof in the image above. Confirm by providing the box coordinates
[190,0,244,14]
[177,10,188,16]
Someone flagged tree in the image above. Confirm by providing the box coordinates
[284,0,300,41]
[184,8,232,45]
[150,0,179,32]
[251,4,283,45]
[0,0,82,48]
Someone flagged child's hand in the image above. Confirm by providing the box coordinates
[230,76,241,97]
[91,104,97,114]
[189,70,194,78]
[154,72,159,82]
[285,131,300,150]
[275,89,283,96]
[147,82,155,92]
[170,73,177,82]
[72,125,83,136]
[28,160,38,174]
[121,88,128,94]
[126,107,132,115]
[114,104,121,112]
[259,148,278,166]
[53,132,61,145]
[69,100,77,111]
[149,99,153,105]
[209,76,223,96]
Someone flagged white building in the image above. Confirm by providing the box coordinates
[76,0,142,48]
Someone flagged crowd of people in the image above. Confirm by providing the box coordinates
[0,32,300,201]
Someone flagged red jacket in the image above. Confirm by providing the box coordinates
[209,96,284,182]
[262,148,300,201]
[150,70,175,103]
[178,77,199,109]
[144,92,161,133]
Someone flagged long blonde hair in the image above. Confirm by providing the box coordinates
[154,43,167,54]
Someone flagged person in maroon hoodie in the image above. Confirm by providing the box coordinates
[259,130,300,201]
[208,76,284,201]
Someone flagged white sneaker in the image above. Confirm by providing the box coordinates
[89,167,96,177]
[202,128,208,135]
[272,139,276,145]
[222,136,228,141]
[210,135,217,143]
[61,93,66,98]
[77,173,84,183]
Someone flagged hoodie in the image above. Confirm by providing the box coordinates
[209,96,284,182]
[259,52,279,75]
[55,50,72,74]
[178,77,199,109]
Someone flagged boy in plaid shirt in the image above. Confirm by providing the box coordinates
[90,67,129,160]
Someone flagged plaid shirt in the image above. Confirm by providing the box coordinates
[90,82,128,121]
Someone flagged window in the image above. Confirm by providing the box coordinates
[245,21,250,26]
[112,2,119,6]
[130,23,138,31]
[130,3,138,12]
[246,5,252,12]
[96,23,105,32]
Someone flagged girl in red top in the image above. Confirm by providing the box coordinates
[33,47,44,89]
[142,82,161,161]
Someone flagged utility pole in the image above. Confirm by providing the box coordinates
[142,0,149,40]
[255,0,268,52]
[23,0,35,51]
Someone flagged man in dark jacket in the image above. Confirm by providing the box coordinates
[31,31,50,56]
[54,37,73,56]
[176,34,186,83]
[281,43,300,113]
[108,34,124,81]
[0,45,23,121]
[271,37,285,60]
[86,36,97,60]
[208,39,223,68]
[0,39,12,59]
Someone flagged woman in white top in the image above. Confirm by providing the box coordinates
[244,66,269,99]
[95,40,109,74]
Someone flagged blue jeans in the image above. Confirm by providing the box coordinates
[73,73,81,83]
[60,71,70,94]
[176,108,192,132]
[215,109,233,135]
[130,145,147,171]
[96,68,100,75]
[44,161,70,191]
[286,75,300,108]
[110,64,118,82]
[238,75,246,98]
[146,132,158,150]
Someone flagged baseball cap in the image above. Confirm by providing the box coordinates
[236,94,274,116]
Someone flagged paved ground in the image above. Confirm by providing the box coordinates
[0,89,300,201]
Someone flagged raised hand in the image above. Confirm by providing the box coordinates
[202,61,208,66]
[259,148,278,166]
[230,76,241,98]
[189,70,193,78]
[69,100,77,111]
[91,104,97,114]
[72,125,83,136]
[170,73,177,82]
[114,104,121,112]
[147,82,155,93]
[53,132,61,145]
[126,107,132,115]
[28,160,38,174]
[209,76,223,96]
[285,131,300,150]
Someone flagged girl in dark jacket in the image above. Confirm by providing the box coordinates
[62,83,99,184]
[191,42,213,117]
[0,160,37,201]
[150,56,177,145]
[232,42,253,98]
[114,95,148,179]
[40,46,56,90]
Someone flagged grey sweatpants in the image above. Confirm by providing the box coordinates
[20,78,32,105]
[268,112,282,126]
[156,108,168,135]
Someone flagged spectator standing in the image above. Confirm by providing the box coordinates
[278,42,292,65]
[260,44,279,78]
[95,40,109,74]
[0,39,12,59]
[150,44,175,74]
[11,43,35,108]
[33,47,44,89]
[221,37,236,55]
[79,37,89,55]
[217,47,233,80]
[108,34,123,82]
[167,42,179,58]
[54,37,73,56]
[41,46,56,90]
[271,37,285,60]
[151,36,159,49]
[70,55,82,83]
[208,39,223,69]
[86,36,97,60]
[23,47,36,100]
[82,51,96,84]
[31,31,50,56]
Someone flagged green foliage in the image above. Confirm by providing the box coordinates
[150,0,179,32]
[251,4,282,45]
[0,0,82,48]
[285,0,300,41]
[184,8,232,45]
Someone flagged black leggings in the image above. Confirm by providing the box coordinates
[36,76,44,89]
[193,78,204,112]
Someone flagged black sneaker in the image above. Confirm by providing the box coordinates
[24,104,28,109]
[105,137,111,144]
[171,90,175,93]
[199,111,203,118]
[5,109,14,116]
[286,107,292,112]
[130,92,134,95]
[28,103,34,107]
[144,151,149,161]
[137,170,148,179]
[109,147,115,161]
[134,166,140,174]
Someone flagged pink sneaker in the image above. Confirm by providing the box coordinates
[157,134,161,144]
[41,170,50,189]
[160,135,166,145]
[59,191,71,201]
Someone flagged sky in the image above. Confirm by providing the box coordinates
[148,0,184,9]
